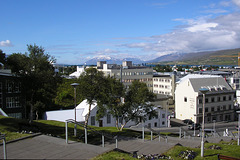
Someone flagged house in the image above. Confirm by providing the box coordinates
[0,69,25,119]
[69,66,85,78]
[175,74,235,123]
[43,99,170,128]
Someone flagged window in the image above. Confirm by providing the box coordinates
[211,107,215,112]
[229,95,232,101]
[223,96,226,101]
[107,114,111,124]
[162,114,165,119]
[91,116,95,125]
[154,122,157,127]
[199,98,202,104]
[223,105,226,110]
[217,97,221,102]
[205,107,208,112]
[205,98,209,103]
[199,108,202,113]
[217,106,220,111]
[211,97,215,102]
[184,97,187,102]
[229,104,232,110]
[6,97,21,108]
[162,121,165,125]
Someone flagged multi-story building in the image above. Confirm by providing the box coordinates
[0,70,25,119]
[153,74,176,98]
[175,74,235,123]
[97,61,153,90]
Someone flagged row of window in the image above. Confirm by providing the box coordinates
[122,78,153,83]
[153,84,170,89]
[198,95,232,104]
[5,81,21,93]
[8,112,22,119]
[121,72,153,76]
[90,114,166,126]
[153,78,171,83]
[6,97,21,108]
[198,104,233,113]
[153,90,171,95]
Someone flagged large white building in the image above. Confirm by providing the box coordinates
[175,74,235,123]
[43,99,169,128]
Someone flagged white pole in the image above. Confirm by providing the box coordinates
[142,118,144,142]
[65,121,68,144]
[85,127,87,144]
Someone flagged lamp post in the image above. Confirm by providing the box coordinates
[71,83,79,137]
[213,120,216,137]
[237,111,240,145]
[193,114,196,136]
[199,88,208,157]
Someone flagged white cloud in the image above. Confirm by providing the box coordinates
[122,11,240,59]
[232,0,240,7]
[0,40,13,47]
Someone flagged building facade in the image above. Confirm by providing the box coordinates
[97,61,153,91]
[175,74,235,123]
[0,70,25,119]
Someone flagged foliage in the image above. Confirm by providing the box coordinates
[154,65,172,72]
[6,44,61,120]
[55,78,82,107]
[96,77,125,130]
[120,81,157,130]
[78,67,107,126]
[0,49,7,67]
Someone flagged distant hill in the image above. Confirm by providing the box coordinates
[85,56,144,65]
[149,48,240,66]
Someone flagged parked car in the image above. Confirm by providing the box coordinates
[182,119,193,125]
[188,123,201,130]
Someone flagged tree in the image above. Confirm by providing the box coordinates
[55,78,82,107]
[0,50,7,68]
[121,81,157,129]
[96,77,125,130]
[79,67,106,127]
[99,80,157,131]
[6,44,60,121]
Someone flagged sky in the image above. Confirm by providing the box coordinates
[1,0,240,65]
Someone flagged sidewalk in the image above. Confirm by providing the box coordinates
[0,135,111,159]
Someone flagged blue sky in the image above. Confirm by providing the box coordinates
[1,0,240,64]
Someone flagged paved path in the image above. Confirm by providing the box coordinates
[0,134,235,159]
[0,135,111,159]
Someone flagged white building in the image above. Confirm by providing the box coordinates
[69,66,85,78]
[175,74,235,123]
[43,99,170,128]
[153,74,176,98]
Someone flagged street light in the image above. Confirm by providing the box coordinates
[199,88,209,157]
[71,83,79,137]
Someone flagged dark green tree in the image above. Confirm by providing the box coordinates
[55,78,82,107]
[121,81,157,129]
[6,44,61,121]
[0,50,7,68]
[78,67,106,127]
[96,77,125,130]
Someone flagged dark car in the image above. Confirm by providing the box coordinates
[182,119,193,125]
[188,123,201,130]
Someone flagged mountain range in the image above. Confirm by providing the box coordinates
[84,48,240,66]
